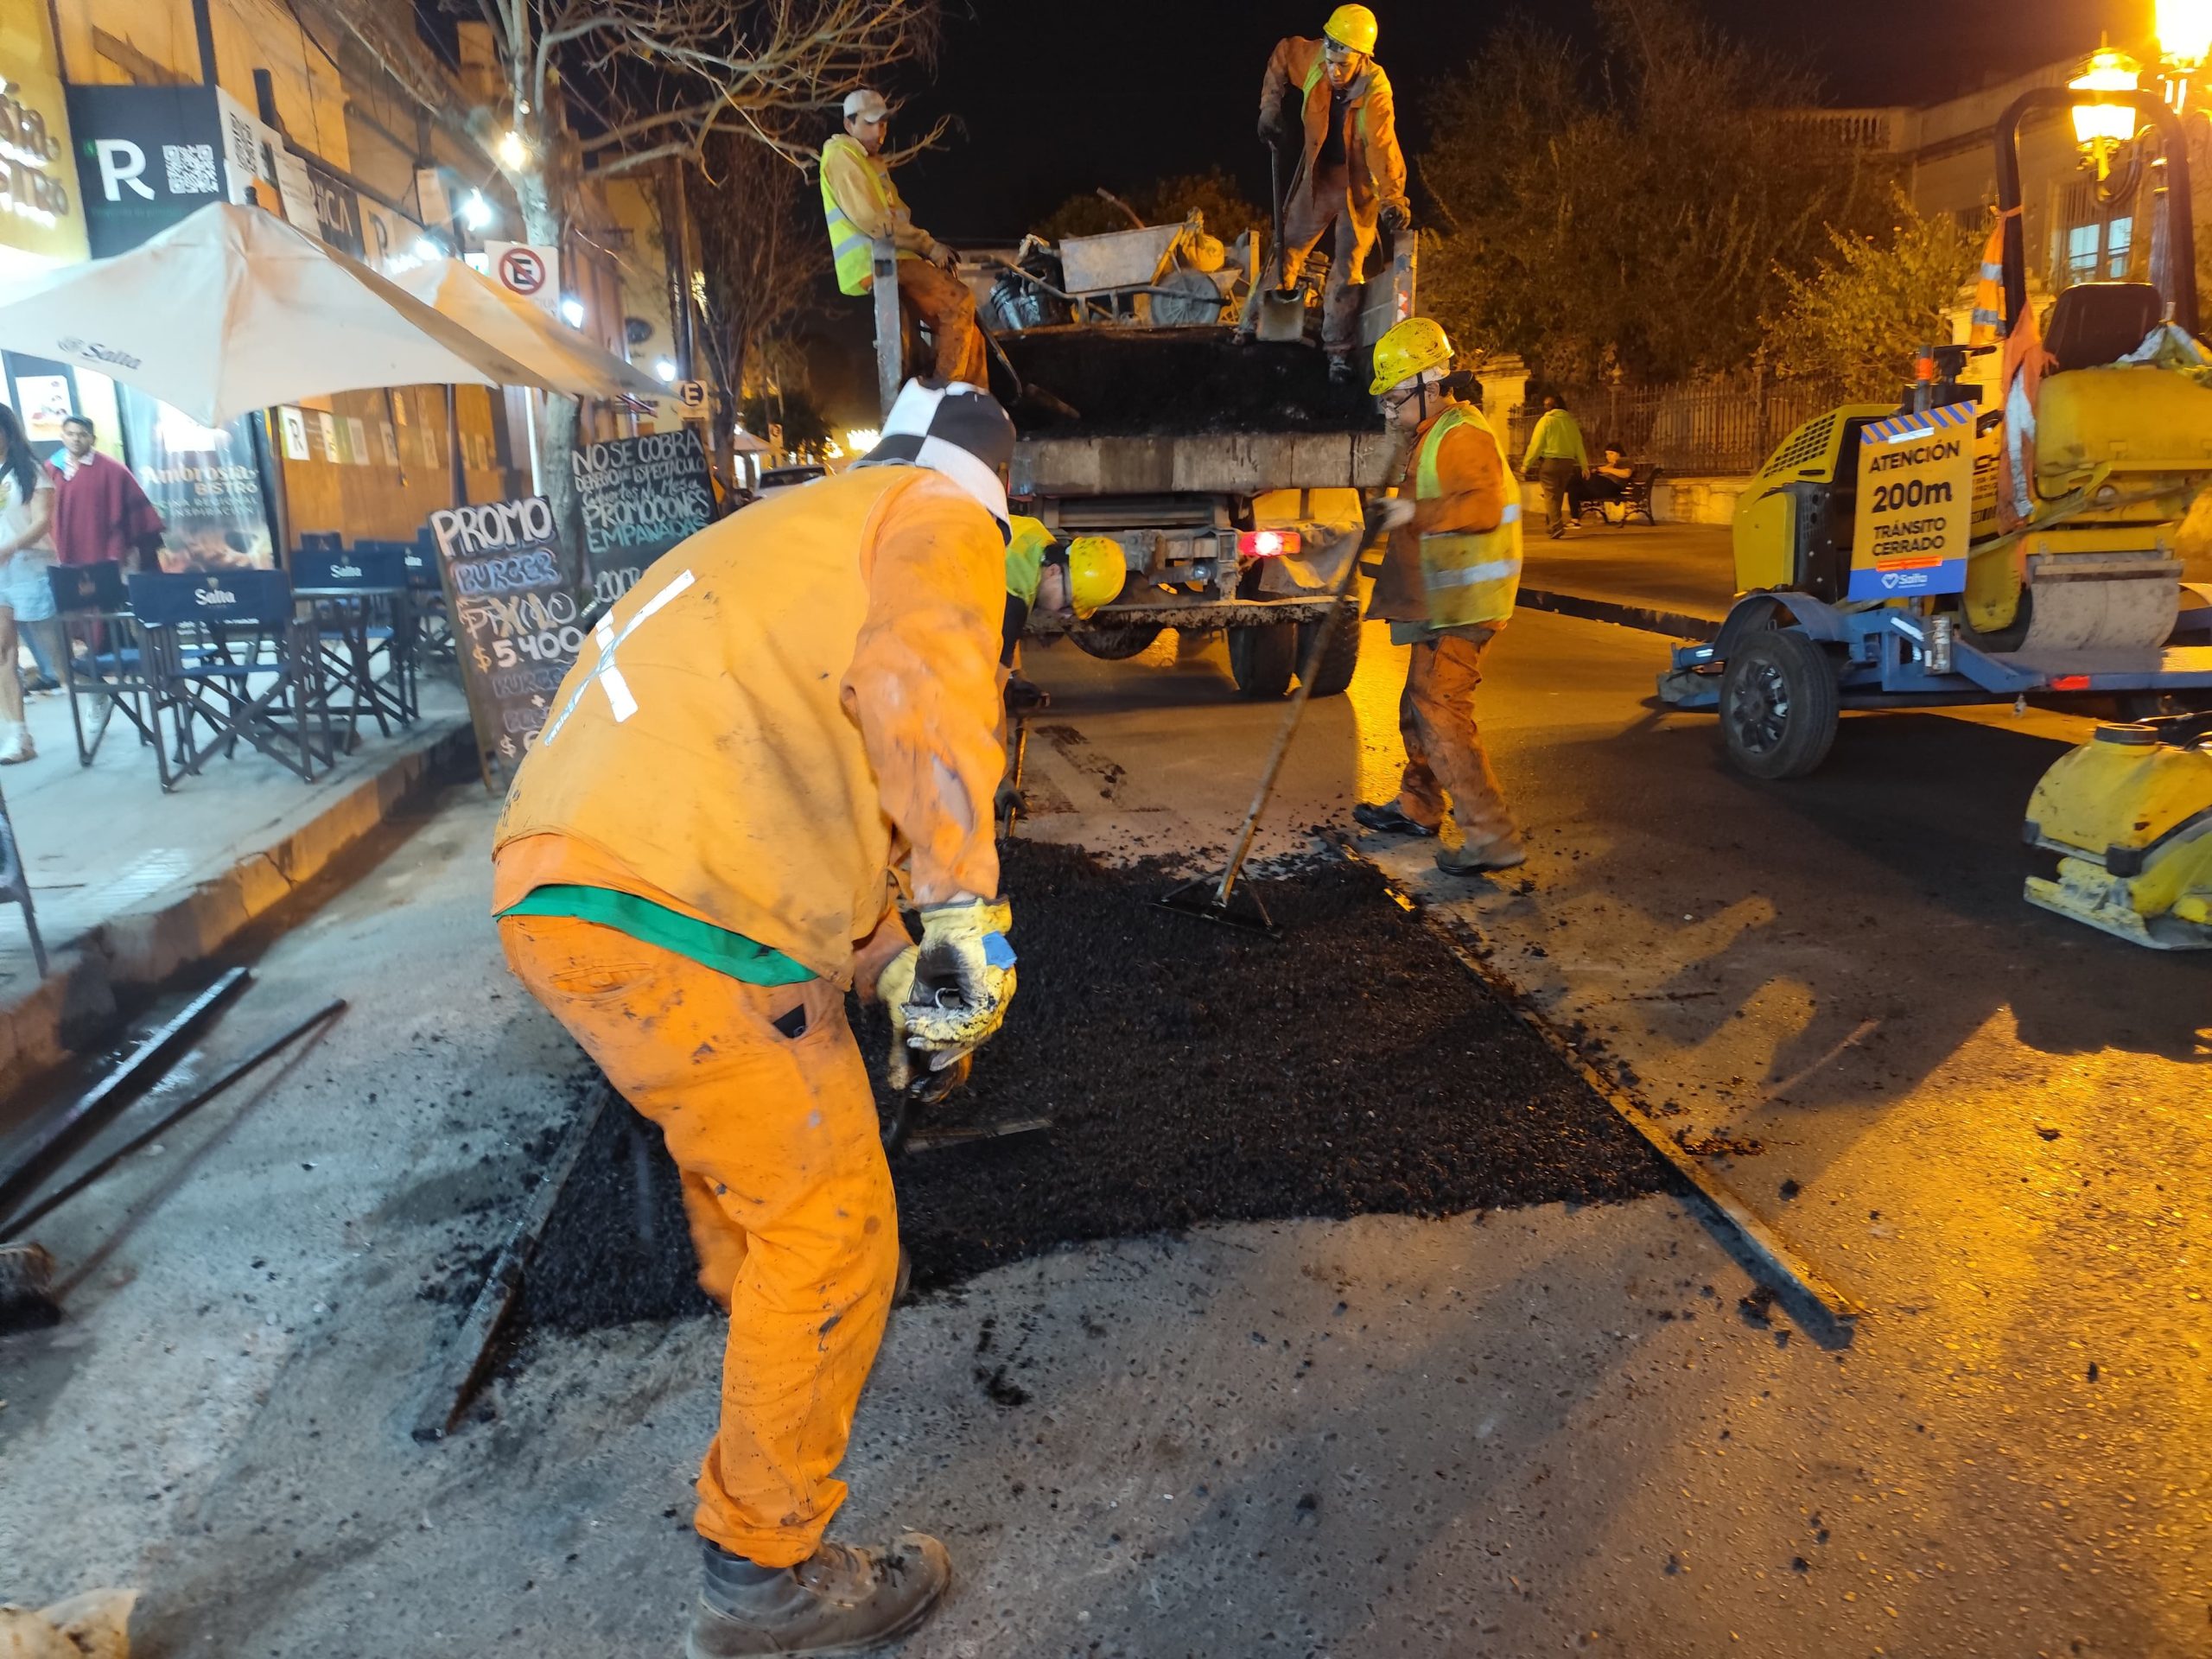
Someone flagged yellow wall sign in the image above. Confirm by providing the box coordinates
[0,3,86,267]
[1848,402,1977,601]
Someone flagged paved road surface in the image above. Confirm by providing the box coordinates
[3,604,2208,1658]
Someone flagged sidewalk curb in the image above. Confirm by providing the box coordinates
[0,721,473,1096]
[1516,586,1719,644]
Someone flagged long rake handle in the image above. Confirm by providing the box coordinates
[1211,511,1380,909]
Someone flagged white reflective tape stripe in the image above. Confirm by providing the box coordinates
[1500,502,1522,524]
[1426,559,1521,590]
[539,569,696,744]
[1980,262,2004,281]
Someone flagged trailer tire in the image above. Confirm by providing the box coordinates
[1298,604,1362,697]
[1719,627,1840,779]
[1071,623,1164,661]
[1228,622,1299,698]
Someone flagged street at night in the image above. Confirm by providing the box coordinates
[8,0,2212,1653]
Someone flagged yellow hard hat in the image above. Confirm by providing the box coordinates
[1324,4,1378,54]
[1369,315,1452,396]
[1065,537,1127,619]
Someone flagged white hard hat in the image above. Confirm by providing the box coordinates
[843,89,889,123]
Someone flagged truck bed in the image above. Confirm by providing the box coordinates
[1000,325,1398,496]
[999,326,1382,437]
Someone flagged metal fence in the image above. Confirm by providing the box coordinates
[1507,374,1836,477]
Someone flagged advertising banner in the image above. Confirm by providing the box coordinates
[66,85,226,257]
[1847,402,1977,601]
[117,386,274,571]
[570,428,715,607]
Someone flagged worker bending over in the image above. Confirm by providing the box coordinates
[1354,318,1528,873]
[1252,4,1410,378]
[493,381,1020,1656]
[821,89,987,387]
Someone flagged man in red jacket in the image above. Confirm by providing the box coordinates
[50,416,163,572]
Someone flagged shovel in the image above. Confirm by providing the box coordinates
[1251,147,1309,344]
[1156,501,1388,934]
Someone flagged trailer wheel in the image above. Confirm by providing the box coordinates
[1071,623,1164,661]
[1719,628,1840,779]
[1298,604,1362,697]
[1228,622,1299,698]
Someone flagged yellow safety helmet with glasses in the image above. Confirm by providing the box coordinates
[1324,4,1379,54]
[1370,315,1452,396]
[1065,536,1128,619]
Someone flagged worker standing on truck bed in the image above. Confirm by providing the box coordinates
[1252,4,1411,379]
[821,89,987,388]
[493,380,1020,1658]
[1353,318,1529,874]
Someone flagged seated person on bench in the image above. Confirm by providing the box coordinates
[1581,444,1634,520]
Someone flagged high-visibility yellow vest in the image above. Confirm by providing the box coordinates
[1414,404,1522,630]
[820,133,914,297]
[1300,57,1371,143]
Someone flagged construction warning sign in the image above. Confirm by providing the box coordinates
[1847,402,1976,601]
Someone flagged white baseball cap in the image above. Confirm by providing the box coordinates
[843,89,889,123]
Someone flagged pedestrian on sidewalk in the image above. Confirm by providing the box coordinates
[493,381,1020,1658]
[1522,392,1588,539]
[1353,319,1528,874]
[819,89,987,388]
[51,416,164,573]
[0,404,59,756]
[1249,5,1412,380]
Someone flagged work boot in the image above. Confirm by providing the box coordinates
[1434,832,1527,875]
[688,1534,950,1658]
[1352,801,1439,838]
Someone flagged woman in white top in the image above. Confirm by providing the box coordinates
[0,403,58,763]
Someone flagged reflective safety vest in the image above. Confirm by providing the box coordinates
[1414,404,1522,630]
[820,133,913,297]
[1299,57,1372,145]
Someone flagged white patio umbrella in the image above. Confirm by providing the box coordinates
[0,201,556,425]
[386,259,665,401]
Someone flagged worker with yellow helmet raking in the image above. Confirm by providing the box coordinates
[1352,317,1529,874]
[820,89,986,386]
[1250,4,1410,379]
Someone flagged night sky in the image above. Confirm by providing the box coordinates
[881,0,2152,239]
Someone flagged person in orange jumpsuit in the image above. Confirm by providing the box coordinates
[493,380,1018,1657]
[1251,5,1410,377]
[1352,317,1528,873]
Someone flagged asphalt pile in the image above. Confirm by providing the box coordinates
[517,842,1671,1327]
[1000,327,1382,435]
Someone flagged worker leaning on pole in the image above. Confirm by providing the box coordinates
[820,88,988,387]
[492,380,1019,1658]
[1250,3,1411,379]
[1353,317,1529,874]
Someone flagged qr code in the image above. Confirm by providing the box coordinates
[164,143,219,195]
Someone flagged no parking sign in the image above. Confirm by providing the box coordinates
[486,240,560,315]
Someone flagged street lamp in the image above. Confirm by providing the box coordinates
[497,129,531,170]
[2071,44,2143,177]
[653,358,677,384]
[461,190,494,232]
[559,296,585,327]
[2162,0,2212,72]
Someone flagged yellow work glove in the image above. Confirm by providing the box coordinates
[875,944,921,1091]
[899,898,1016,1068]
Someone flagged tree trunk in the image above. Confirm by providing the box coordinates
[518,175,586,585]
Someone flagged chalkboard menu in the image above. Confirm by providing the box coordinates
[429,495,581,786]
[571,429,716,607]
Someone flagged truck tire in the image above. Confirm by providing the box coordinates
[1071,623,1164,661]
[1228,622,1299,698]
[1297,605,1362,697]
[1719,627,1840,779]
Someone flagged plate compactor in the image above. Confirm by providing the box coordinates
[1656,85,2212,946]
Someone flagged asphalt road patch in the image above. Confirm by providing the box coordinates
[513,841,1673,1329]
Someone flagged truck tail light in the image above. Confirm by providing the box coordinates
[1238,530,1300,558]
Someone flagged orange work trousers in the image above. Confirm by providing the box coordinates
[896,258,988,387]
[1394,627,1516,849]
[499,912,898,1569]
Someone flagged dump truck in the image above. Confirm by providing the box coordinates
[868,219,1415,696]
